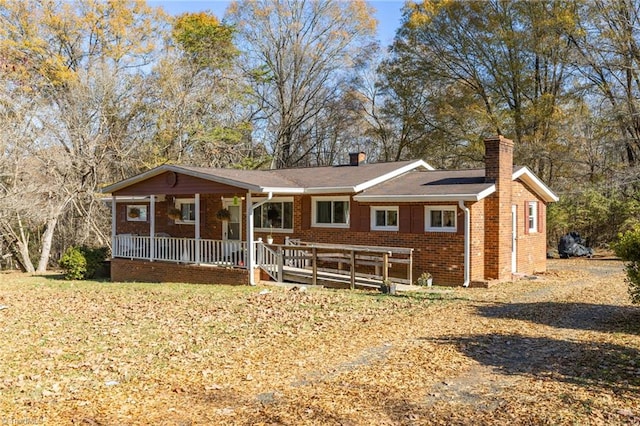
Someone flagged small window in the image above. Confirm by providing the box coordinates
[312,196,350,228]
[371,206,398,231]
[528,201,538,232]
[126,205,147,222]
[253,198,294,232]
[426,206,457,232]
[175,198,196,224]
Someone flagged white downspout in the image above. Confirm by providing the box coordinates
[459,200,470,287]
[248,192,273,286]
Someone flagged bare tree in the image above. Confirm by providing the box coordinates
[228,0,377,168]
[0,0,166,271]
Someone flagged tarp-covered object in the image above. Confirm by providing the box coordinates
[558,232,593,258]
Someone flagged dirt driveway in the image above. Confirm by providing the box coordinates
[413,259,640,424]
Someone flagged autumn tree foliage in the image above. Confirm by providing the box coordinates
[146,11,255,168]
[0,0,166,271]
[4,0,640,275]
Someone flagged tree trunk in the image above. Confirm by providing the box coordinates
[1,234,28,273]
[36,216,58,273]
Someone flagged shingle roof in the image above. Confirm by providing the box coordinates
[101,160,433,195]
[353,169,496,202]
[179,160,421,189]
[101,161,558,203]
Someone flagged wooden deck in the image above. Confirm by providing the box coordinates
[257,240,414,289]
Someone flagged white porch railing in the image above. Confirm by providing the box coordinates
[113,234,247,267]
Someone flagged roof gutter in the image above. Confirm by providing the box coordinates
[459,200,470,288]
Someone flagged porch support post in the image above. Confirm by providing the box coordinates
[350,250,356,290]
[111,195,116,258]
[195,193,200,264]
[150,195,156,261]
[246,192,255,285]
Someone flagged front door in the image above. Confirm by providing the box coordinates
[223,200,243,264]
[511,205,517,273]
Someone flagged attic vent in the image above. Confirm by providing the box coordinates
[349,152,366,166]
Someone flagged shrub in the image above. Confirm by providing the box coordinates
[59,246,108,280]
[612,228,640,304]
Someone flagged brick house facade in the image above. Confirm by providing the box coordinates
[102,136,558,287]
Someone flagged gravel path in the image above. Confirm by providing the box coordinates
[423,259,635,409]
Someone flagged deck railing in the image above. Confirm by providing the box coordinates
[113,234,246,267]
[113,235,413,288]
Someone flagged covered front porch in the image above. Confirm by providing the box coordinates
[103,166,274,285]
[112,234,247,267]
[108,189,264,284]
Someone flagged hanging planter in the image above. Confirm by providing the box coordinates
[167,207,182,221]
[215,208,231,221]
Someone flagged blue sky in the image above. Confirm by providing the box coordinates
[148,0,406,46]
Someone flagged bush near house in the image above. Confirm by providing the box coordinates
[612,228,640,304]
[59,246,108,280]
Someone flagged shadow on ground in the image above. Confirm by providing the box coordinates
[427,334,640,395]
[476,302,640,335]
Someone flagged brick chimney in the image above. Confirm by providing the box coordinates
[484,135,514,281]
[349,152,366,166]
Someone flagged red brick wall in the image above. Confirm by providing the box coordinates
[287,196,466,286]
[111,161,550,287]
[116,195,231,240]
[469,199,486,283]
[111,258,254,285]
[512,181,548,275]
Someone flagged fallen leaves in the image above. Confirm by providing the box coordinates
[0,260,638,424]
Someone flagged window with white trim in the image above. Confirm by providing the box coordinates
[312,196,350,227]
[175,198,196,224]
[425,206,457,232]
[253,198,294,232]
[528,201,538,232]
[126,205,147,222]
[371,206,399,231]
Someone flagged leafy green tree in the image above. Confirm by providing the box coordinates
[383,0,578,182]
[143,11,255,169]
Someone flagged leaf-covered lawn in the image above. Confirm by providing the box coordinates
[0,259,638,425]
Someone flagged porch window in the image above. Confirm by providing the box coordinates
[312,196,349,228]
[175,198,196,224]
[371,206,398,231]
[425,206,457,232]
[126,205,147,222]
[528,201,538,232]
[254,198,293,232]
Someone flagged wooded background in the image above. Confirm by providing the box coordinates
[1,0,638,272]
